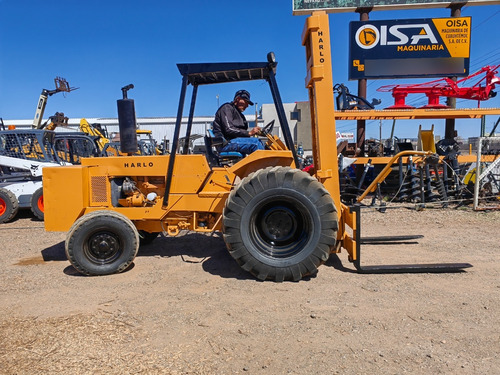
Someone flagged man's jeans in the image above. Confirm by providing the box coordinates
[221,137,265,155]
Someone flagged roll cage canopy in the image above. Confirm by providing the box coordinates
[176,61,274,86]
[163,52,299,207]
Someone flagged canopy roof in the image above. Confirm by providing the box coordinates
[176,61,274,85]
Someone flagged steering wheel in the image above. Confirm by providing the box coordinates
[260,120,275,136]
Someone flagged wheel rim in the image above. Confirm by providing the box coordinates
[0,198,5,216]
[37,195,44,213]
[84,231,122,264]
[250,197,312,259]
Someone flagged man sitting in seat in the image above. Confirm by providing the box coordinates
[213,90,264,155]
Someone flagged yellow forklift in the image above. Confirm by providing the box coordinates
[43,12,471,280]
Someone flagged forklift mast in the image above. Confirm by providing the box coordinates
[302,12,344,221]
[302,11,471,273]
[302,11,359,262]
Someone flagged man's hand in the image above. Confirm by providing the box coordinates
[249,127,262,136]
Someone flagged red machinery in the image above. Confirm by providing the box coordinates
[378,65,500,109]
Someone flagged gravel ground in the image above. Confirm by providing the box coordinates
[0,206,499,374]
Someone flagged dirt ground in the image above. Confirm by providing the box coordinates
[0,205,499,375]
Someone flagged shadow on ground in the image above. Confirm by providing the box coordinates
[41,233,252,280]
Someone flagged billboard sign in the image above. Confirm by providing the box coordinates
[349,17,471,79]
[293,0,500,15]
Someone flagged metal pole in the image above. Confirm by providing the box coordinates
[473,137,482,210]
[355,7,371,186]
[254,102,259,129]
[489,117,500,137]
[355,8,371,156]
[444,3,464,140]
[389,119,396,152]
[379,119,383,155]
[163,75,188,208]
[267,69,299,168]
[183,84,198,155]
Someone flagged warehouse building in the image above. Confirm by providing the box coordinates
[3,102,306,153]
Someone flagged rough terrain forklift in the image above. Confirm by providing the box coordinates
[43,12,471,280]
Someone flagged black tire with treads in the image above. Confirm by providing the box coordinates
[65,210,139,275]
[223,166,338,281]
[0,188,19,223]
[30,187,44,221]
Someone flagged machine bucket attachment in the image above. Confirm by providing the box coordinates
[348,205,473,274]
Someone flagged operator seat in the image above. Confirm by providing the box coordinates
[204,129,243,167]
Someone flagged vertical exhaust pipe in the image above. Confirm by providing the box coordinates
[117,84,138,155]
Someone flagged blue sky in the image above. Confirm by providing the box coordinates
[0,0,499,140]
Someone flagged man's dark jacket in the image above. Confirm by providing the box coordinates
[213,102,250,140]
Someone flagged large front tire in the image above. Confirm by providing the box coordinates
[0,188,19,223]
[223,167,338,281]
[65,210,140,275]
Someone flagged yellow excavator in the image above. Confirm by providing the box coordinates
[79,118,162,156]
[79,119,110,152]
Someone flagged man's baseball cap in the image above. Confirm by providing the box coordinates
[234,90,254,105]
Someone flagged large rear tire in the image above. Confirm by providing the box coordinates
[223,166,338,281]
[65,210,139,275]
[0,188,19,223]
[30,187,44,221]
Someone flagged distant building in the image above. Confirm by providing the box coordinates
[4,115,261,153]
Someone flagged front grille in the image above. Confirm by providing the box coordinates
[91,176,108,204]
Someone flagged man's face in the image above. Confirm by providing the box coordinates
[234,97,249,112]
